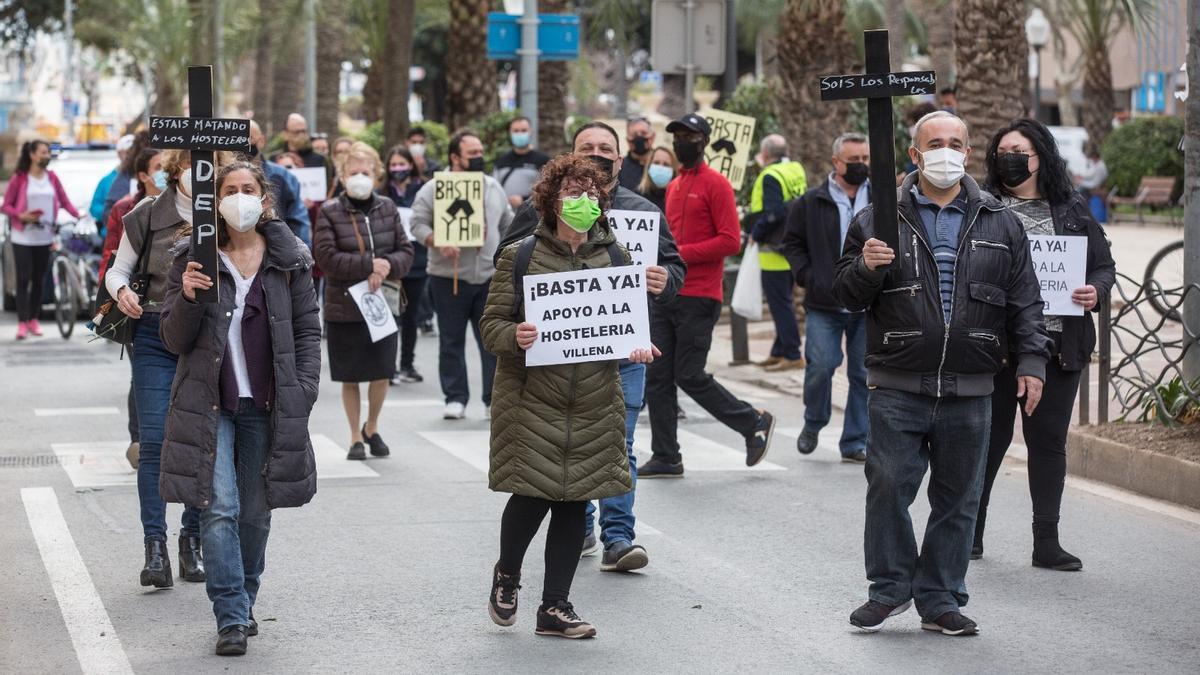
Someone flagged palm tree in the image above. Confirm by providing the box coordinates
[954,0,1026,176]
[915,0,955,87]
[536,0,573,155]
[382,0,417,150]
[776,0,857,182]
[317,0,347,136]
[445,0,496,131]
[252,0,277,134]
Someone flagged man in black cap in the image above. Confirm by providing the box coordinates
[640,113,777,478]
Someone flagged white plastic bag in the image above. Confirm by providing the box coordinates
[730,240,763,321]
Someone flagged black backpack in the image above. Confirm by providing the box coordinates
[509,234,626,321]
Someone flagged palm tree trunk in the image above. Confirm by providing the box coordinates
[916,0,956,87]
[316,0,346,137]
[536,0,570,154]
[383,0,416,151]
[271,38,305,137]
[252,0,276,136]
[954,0,1026,177]
[1082,44,1114,148]
[446,0,497,131]
[885,0,906,67]
[776,0,856,182]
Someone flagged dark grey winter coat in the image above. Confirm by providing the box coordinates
[158,219,322,510]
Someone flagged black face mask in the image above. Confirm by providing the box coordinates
[630,136,650,155]
[465,156,485,173]
[842,162,870,186]
[588,154,615,177]
[673,139,704,166]
[996,153,1033,188]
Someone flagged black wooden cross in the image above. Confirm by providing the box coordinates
[820,30,936,259]
[148,66,251,303]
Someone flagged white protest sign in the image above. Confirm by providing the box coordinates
[606,209,659,267]
[348,279,399,342]
[289,167,328,202]
[1028,235,1086,316]
[398,207,414,242]
[525,267,651,367]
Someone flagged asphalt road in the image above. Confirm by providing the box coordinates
[1,308,1199,674]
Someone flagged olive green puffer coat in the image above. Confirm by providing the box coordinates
[481,220,633,502]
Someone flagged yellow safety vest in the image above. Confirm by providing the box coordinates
[750,160,807,271]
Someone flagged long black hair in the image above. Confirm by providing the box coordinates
[984,118,1075,205]
[15,140,49,174]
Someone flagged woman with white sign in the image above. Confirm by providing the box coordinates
[383,145,428,385]
[480,154,657,639]
[974,119,1116,570]
[314,142,413,461]
[159,160,321,656]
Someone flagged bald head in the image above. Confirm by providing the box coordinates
[286,114,308,133]
[910,111,969,151]
[760,134,788,164]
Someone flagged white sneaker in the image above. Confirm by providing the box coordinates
[484,405,491,420]
[443,401,466,420]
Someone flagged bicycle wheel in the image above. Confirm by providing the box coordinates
[1143,240,1185,323]
[53,256,76,339]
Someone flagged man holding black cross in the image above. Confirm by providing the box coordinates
[833,111,1050,636]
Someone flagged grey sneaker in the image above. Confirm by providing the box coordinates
[580,533,602,558]
[921,611,979,636]
[535,601,596,639]
[600,542,648,572]
[850,599,912,632]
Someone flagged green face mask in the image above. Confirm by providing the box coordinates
[559,194,601,233]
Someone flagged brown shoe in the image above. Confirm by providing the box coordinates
[764,357,805,372]
[756,356,784,367]
[125,442,139,470]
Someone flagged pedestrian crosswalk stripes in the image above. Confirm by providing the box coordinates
[34,407,120,417]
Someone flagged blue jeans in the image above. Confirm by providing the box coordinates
[584,362,643,547]
[203,400,272,632]
[131,314,200,541]
[428,276,496,406]
[802,309,868,456]
[762,270,801,360]
[864,389,991,620]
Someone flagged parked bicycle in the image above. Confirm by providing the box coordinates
[1142,239,1185,323]
[49,218,103,339]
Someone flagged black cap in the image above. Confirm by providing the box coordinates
[666,113,711,136]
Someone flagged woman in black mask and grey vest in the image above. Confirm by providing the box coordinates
[975,118,1115,570]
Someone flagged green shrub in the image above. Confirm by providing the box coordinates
[467,109,522,172]
[355,121,385,155]
[718,81,781,204]
[1101,116,1184,198]
[412,121,449,166]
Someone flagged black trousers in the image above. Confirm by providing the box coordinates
[646,295,759,463]
[499,495,586,605]
[397,275,428,371]
[13,243,51,322]
[977,355,1082,543]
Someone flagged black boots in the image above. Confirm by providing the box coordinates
[1032,521,1083,571]
[179,534,206,582]
[215,625,248,656]
[140,539,174,588]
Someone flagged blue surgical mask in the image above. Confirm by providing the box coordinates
[648,164,673,189]
[151,170,168,191]
[511,132,531,149]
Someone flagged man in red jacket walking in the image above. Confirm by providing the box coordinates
[641,114,777,478]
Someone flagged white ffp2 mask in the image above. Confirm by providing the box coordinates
[345,173,375,200]
[919,148,966,189]
[219,193,264,232]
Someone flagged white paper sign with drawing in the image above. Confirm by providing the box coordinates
[348,279,398,342]
[1028,235,1087,316]
[289,167,328,202]
[524,267,651,367]
[606,210,659,266]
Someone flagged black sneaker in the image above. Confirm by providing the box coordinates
[1032,539,1083,571]
[489,564,521,627]
[247,611,258,637]
[796,428,819,455]
[346,442,367,461]
[970,543,984,561]
[921,611,979,636]
[535,601,596,639]
[215,625,248,656]
[745,410,775,467]
[600,542,648,572]
[638,457,684,478]
[849,599,912,632]
[362,425,390,457]
[398,367,423,383]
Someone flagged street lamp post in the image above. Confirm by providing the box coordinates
[1025,8,1050,123]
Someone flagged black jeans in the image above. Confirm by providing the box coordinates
[427,276,496,406]
[397,275,428,371]
[646,295,759,463]
[13,243,51,322]
[977,356,1081,543]
[498,495,586,605]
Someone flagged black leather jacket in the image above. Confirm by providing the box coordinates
[834,173,1052,398]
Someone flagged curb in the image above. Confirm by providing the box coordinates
[1067,429,1200,510]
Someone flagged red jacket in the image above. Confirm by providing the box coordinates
[99,193,140,281]
[664,162,741,302]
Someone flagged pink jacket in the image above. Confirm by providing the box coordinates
[2,170,80,231]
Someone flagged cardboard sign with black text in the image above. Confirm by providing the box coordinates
[702,109,756,190]
[524,267,651,367]
[433,172,485,247]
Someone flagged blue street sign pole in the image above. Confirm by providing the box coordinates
[519,0,539,142]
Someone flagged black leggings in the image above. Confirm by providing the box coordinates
[13,243,51,322]
[398,275,427,371]
[499,495,586,606]
[977,356,1082,541]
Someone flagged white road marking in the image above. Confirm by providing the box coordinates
[50,434,377,488]
[381,398,445,408]
[34,407,120,417]
[417,430,663,535]
[632,428,786,472]
[720,379,783,400]
[779,426,848,459]
[21,487,133,675]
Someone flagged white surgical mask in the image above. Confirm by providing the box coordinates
[219,193,264,232]
[178,168,193,197]
[345,173,375,200]
[919,147,966,189]
[408,143,426,158]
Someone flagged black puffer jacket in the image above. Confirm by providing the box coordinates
[313,194,414,323]
[158,220,322,509]
[833,173,1052,398]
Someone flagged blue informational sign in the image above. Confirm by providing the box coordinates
[639,70,664,93]
[1135,71,1167,113]
[487,13,580,61]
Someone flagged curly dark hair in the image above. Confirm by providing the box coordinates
[983,118,1075,206]
[530,154,614,230]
